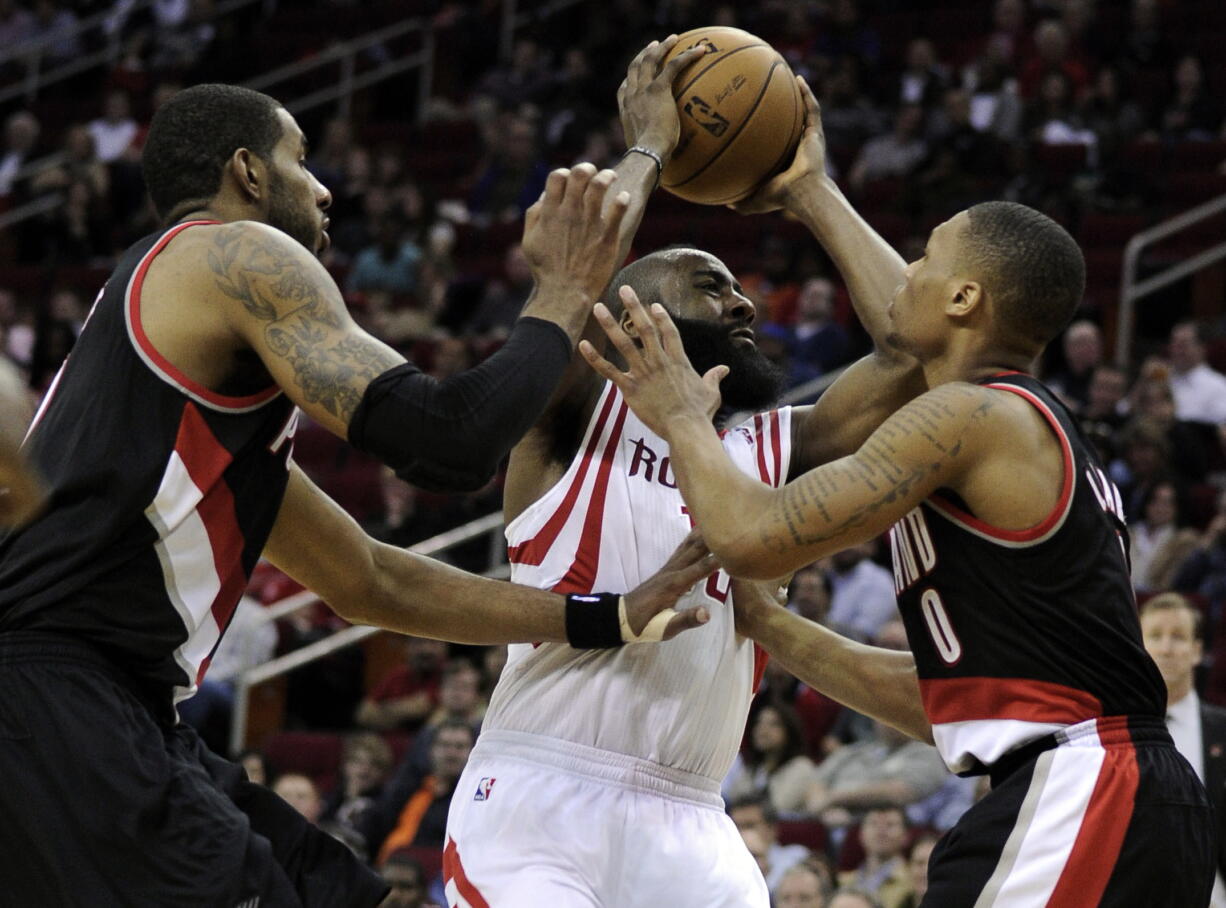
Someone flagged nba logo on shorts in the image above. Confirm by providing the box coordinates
[473,777,496,801]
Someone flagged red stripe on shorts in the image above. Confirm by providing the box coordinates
[1045,722,1139,908]
[443,837,490,908]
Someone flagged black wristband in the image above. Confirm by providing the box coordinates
[564,592,623,648]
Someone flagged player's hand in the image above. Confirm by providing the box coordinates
[729,76,829,215]
[729,577,789,639]
[579,285,725,439]
[618,35,711,160]
[621,529,720,640]
[522,163,631,302]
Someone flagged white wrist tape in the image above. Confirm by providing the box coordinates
[618,596,675,643]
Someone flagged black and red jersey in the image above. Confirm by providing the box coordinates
[888,373,1166,774]
[0,220,298,706]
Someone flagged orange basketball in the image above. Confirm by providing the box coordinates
[659,27,804,206]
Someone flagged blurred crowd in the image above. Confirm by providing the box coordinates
[1,0,1226,905]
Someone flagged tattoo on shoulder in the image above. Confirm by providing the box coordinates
[761,384,994,554]
[207,224,398,421]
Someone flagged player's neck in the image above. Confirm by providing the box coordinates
[921,347,1034,389]
[1167,678,1194,709]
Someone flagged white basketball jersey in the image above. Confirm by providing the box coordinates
[485,381,793,783]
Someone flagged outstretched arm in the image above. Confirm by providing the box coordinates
[732,580,930,742]
[263,464,717,645]
[580,289,994,578]
[0,363,43,527]
[211,166,631,490]
[733,78,924,472]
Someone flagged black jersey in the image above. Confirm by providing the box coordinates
[0,220,298,705]
[887,372,1166,774]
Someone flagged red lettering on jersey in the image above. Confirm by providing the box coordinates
[628,436,657,482]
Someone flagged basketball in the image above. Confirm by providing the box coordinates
[659,27,804,206]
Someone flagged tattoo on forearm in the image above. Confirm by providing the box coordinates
[208,225,398,420]
[760,384,992,554]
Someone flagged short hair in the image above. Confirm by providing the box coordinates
[962,201,1085,349]
[1172,320,1209,345]
[602,245,704,315]
[1139,591,1203,637]
[727,790,778,825]
[342,732,392,772]
[433,716,477,743]
[142,84,284,221]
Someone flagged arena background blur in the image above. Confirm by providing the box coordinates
[1,0,1224,903]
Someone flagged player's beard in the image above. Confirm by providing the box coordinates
[672,316,786,413]
[267,169,322,254]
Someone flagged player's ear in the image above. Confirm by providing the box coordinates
[947,280,983,318]
[620,309,642,340]
[229,148,264,204]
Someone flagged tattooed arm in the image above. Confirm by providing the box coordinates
[208,164,634,489]
[208,220,401,433]
[581,289,996,579]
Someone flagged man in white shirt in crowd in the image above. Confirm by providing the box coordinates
[1140,592,1226,908]
[1168,321,1226,425]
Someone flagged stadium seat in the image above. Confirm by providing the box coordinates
[264,730,345,795]
[776,819,829,853]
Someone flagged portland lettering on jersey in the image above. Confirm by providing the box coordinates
[888,506,938,595]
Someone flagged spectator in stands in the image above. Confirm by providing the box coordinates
[238,749,268,786]
[1114,416,1174,521]
[1019,20,1089,100]
[1079,363,1128,463]
[1024,71,1098,154]
[771,277,851,384]
[1047,319,1103,411]
[28,0,79,65]
[87,89,139,164]
[829,891,881,908]
[272,772,323,824]
[804,718,948,830]
[1132,377,1210,484]
[466,243,533,342]
[362,467,459,549]
[1169,321,1226,425]
[0,0,35,73]
[474,37,554,111]
[838,806,914,908]
[305,118,353,196]
[892,40,946,111]
[379,849,440,908]
[739,233,802,326]
[149,0,217,73]
[1159,55,1221,142]
[826,541,898,642]
[42,177,110,264]
[319,732,394,862]
[777,860,831,908]
[964,38,1023,144]
[346,214,422,298]
[466,113,549,226]
[1174,489,1226,620]
[815,0,881,71]
[0,111,40,197]
[1080,65,1146,162]
[1141,593,1226,907]
[728,792,812,893]
[355,636,446,732]
[724,701,821,815]
[848,105,928,196]
[480,644,507,695]
[1117,0,1175,79]
[898,833,940,908]
[376,718,475,860]
[816,58,883,161]
[1131,480,1201,593]
[977,0,1030,70]
[788,564,832,625]
[914,88,1001,214]
[30,123,108,205]
[400,658,486,776]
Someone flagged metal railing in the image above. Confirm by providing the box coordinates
[243,17,434,121]
[0,0,267,107]
[227,510,508,754]
[1115,194,1226,368]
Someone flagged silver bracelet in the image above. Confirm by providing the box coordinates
[623,145,664,189]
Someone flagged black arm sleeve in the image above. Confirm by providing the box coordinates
[346,316,573,492]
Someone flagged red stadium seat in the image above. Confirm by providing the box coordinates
[776,819,829,853]
[264,731,344,795]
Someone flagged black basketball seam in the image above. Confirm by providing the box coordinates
[667,57,786,191]
[672,43,769,99]
[701,84,800,205]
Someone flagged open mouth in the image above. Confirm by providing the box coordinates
[729,327,756,347]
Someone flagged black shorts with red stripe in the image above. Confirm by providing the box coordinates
[0,631,387,908]
[923,717,1214,908]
